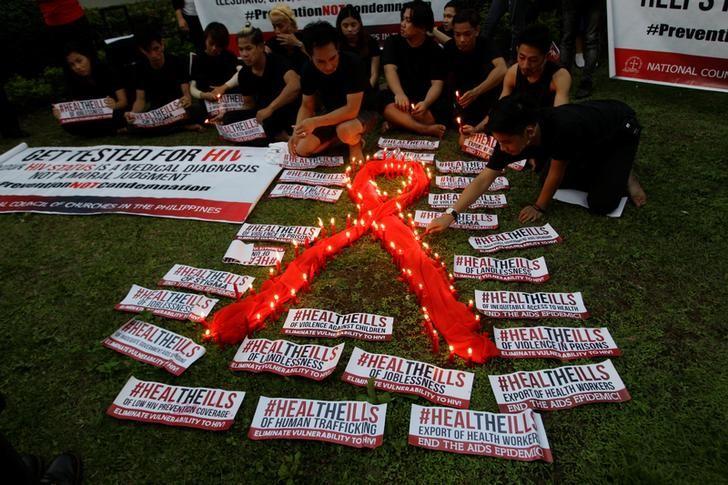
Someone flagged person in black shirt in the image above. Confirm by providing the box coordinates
[380,1,448,138]
[427,96,647,233]
[432,0,460,45]
[191,22,238,103]
[336,5,381,91]
[265,5,309,74]
[212,25,300,141]
[289,22,376,162]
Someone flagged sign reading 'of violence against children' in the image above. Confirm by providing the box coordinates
[158,264,254,299]
[107,376,245,431]
[409,405,553,463]
[115,284,218,322]
[469,224,562,253]
[489,360,631,413]
[282,308,394,341]
[494,326,621,360]
[342,347,475,409]
[248,396,387,449]
[453,255,549,283]
[230,337,344,381]
[476,290,589,320]
[102,318,206,376]
[428,192,507,209]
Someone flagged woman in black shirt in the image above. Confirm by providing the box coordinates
[336,5,381,91]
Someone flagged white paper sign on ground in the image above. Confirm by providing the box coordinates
[53,98,113,124]
[223,241,285,266]
[102,318,206,375]
[204,94,247,117]
[234,223,320,244]
[462,133,497,159]
[279,170,348,187]
[107,376,244,431]
[494,326,621,360]
[435,160,488,174]
[469,224,562,253]
[507,159,527,171]
[269,183,343,203]
[435,175,509,191]
[476,290,589,320]
[408,405,552,462]
[283,308,393,341]
[115,284,218,322]
[489,360,631,413]
[372,149,435,163]
[428,193,507,209]
[453,255,549,283]
[215,118,266,143]
[249,396,386,449]
[378,138,440,150]
[158,264,254,299]
[414,210,498,230]
[342,347,474,409]
[553,189,627,218]
[129,99,187,128]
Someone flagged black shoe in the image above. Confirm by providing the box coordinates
[20,454,44,482]
[40,452,82,485]
[575,79,593,99]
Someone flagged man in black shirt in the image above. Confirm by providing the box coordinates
[191,22,239,101]
[289,22,376,162]
[427,96,647,233]
[380,1,448,138]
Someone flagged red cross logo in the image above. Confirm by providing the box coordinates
[624,56,642,74]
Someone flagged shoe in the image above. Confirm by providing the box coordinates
[575,53,585,68]
[20,454,44,482]
[40,452,82,485]
[575,78,593,99]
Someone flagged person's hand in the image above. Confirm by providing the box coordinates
[177,16,189,32]
[200,92,217,102]
[394,93,410,112]
[462,124,479,136]
[519,205,544,223]
[210,85,227,99]
[104,97,116,109]
[208,112,224,124]
[52,106,61,120]
[426,214,455,234]
[294,118,316,138]
[411,101,427,117]
[287,133,300,156]
[124,112,136,124]
[179,95,192,108]
[458,89,479,109]
[277,33,301,48]
[256,107,273,124]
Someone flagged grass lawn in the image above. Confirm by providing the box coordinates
[1,68,727,483]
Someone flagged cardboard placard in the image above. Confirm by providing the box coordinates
[269,183,343,203]
[414,210,498,230]
[435,176,509,191]
[223,241,285,266]
[234,223,320,244]
[279,169,349,187]
[435,160,488,174]
[115,284,218,322]
[469,224,562,254]
[378,137,440,151]
[158,264,254,299]
[215,118,266,143]
[428,193,507,209]
[282,308,393,341]
[453,255,549,283]
[129,100,187,128]
[494,326,621,360]
[462,133,497,159]
[53,98,113,124]
[372,149,435,163]
[280,153,344,169]
[476,290,589,320]
[204,94,246,117]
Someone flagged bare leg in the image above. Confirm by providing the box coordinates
[382,103,446,138]
[336,119,365,162]
[627,170,647,207]
[295,133,336,157]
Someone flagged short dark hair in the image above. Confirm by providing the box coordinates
[452,8,480,28]
[238,23,264,45]
[134,24,162,51]
[444,0,461,11]
[516,24,551,55]
[486,96,538,135]
[401,1,434,32]
[301,21,339,56]
[205,22,229,50]
[336,5,369,57]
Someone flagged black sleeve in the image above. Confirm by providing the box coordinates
[190,53,203,83]
[134,64,147,92]
[368,36,381,58]
[346,55,368,94]
[236,69,254,96]
[443,39,456,73]
[172,55,191,84]
[483,38,502,62]
[300,63,317,97]
[485,145,509,170]
[381,36,399,66]
[172,0,184,10]
[429,43,447,81]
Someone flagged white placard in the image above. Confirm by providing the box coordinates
[283,308,393,341]
[269,183,343,203]
[158,264,254,299]
[234,223,320,244]
[435,175,509,191]
[129,99,187,128]
[215,118,266,143]
[476,290,589,320]
[378,137,440,150]
[53,98,113,124]
[414,210,498,230]
[428,192,507,209]
[223,241,285,266]
[115,284,218,322]
[453,255,549,283]
[231,337,344,380]
[279,169,348,187]
[494,326,621,360]
[469,224,562,254]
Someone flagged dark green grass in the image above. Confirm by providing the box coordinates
[1,71,727,484]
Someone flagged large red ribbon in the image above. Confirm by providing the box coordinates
[206,159,498,363]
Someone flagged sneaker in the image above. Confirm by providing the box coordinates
[575,52,585,68]
[40,452,82,485]
[575,78,593,99]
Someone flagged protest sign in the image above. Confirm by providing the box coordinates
[204,94,246,117]
[223,241,285,267]
[428,192,507,209]
[435,176,509,191]
[53,99,112,124]
[230,337,344,380]
[409,405,552,462]
[378,138,440,150]
[0,143,280,223]
[494,326,621,360]
[553,189,627,218]
[469,224,562,253]
[454,255,549,283]
[158,264,254,299]
[435,160,488,174]
[102,318,205,375]
[116,284,218,322]
[107,376,244,431]
[234,223,320,245]
[278,153,344,170]
[372,149,435,163]
[462,133,497,159]
[507,160,527,171]
[279,170,348,187]
[476,290,589,320]
[269,183,343,203]
[215,119,266,143]
[249,396,387,449]
[489,360,631,413]
[414,210,498,230]
[129,100,187,129]
[283,308,393,341]
[342,347,474,408]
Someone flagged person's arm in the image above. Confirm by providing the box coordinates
[431,27,451,45]
[289,93,316,154]
[459,57,508,108]
[383,64,409,111]
[112,88,128,110]
[190,80,203,99]
[131,90,145,112]
[552,69,571,107]
[412,79,443,117]
[519,158,568,222]
[500,64,517,98]
[172,0,188,32]
[369,56,380,89]
[294,91,363,136]
[179,83,192,107]
[258,70,300,122]
[210,67,242,98]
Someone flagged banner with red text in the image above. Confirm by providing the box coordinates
[454,255,549,283]
[435,176,509,191]
[129,100,187,129]
[494,326,621,360]
[283,308,393,341]
[428,192,507,209]
[476,290,589,320]
[469,224,562,253]
[414,210,498,230]
[378,138,440,150]
[53,98,113,124]
[115,284,218,322]
[249,396,387,448]
[607,0,728,92]
[462,134,497,159]
[158,264,254,299]
[0,144,280,223]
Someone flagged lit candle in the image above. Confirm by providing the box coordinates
[204,328,211,339]
[468,299,474,309]
[346,231,351,244]
[467,347,473,366]
[330,217,336,234]
[448,345,455,363]
[431,330,440,354]
[269,267,275,278]
[346,213,351,228]
[318,217,326,237]
[293,240,299,257]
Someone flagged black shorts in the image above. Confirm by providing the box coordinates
[311,110,378,144]
[377,89,451,125]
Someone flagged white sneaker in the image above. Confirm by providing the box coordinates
[575,53,585,68]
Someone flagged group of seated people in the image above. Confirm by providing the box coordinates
[52,0,646,220]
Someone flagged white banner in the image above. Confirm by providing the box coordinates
[204,94,247,118]
[129,100,187,129]
[435,160,488,174]
[102,318,206,375]
[107,376,244,431]
[476,290,589,320]
[494,326,621,360]
[414,210,498,230]
[283,308,393,341]
[469,224,562,254]
[428,192,507,209]
[462,133,497,160]
[115,284,218,322]
[249,396,387,449]
[453,255,549,283]
[435,176,509,191]
[223,241,285,266]
[0,144,280,223]
[378,138,440,151]
[409,405,552,463]
[607,0,728,92]
[215,119,266,143]
[372,149,435,163]
[53,98,113,124]
[158,264,253,299]
[230,337,344,381]
[342,347,474,409]
[269,183,343,203]
[489,360,631,413]
[234,223,320,244]
[279,169,348,187]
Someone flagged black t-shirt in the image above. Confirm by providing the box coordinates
[66,61,122,101]
[487,101,637,170]
[191,50,238,92]
[514,60,565,108]
[238,53,294,108]
[340,34,381,67]
[382,35,446,101]
[266,33,309,74]
[135,53,189,108]
[301,51,369,112]
[444,36,500,93]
